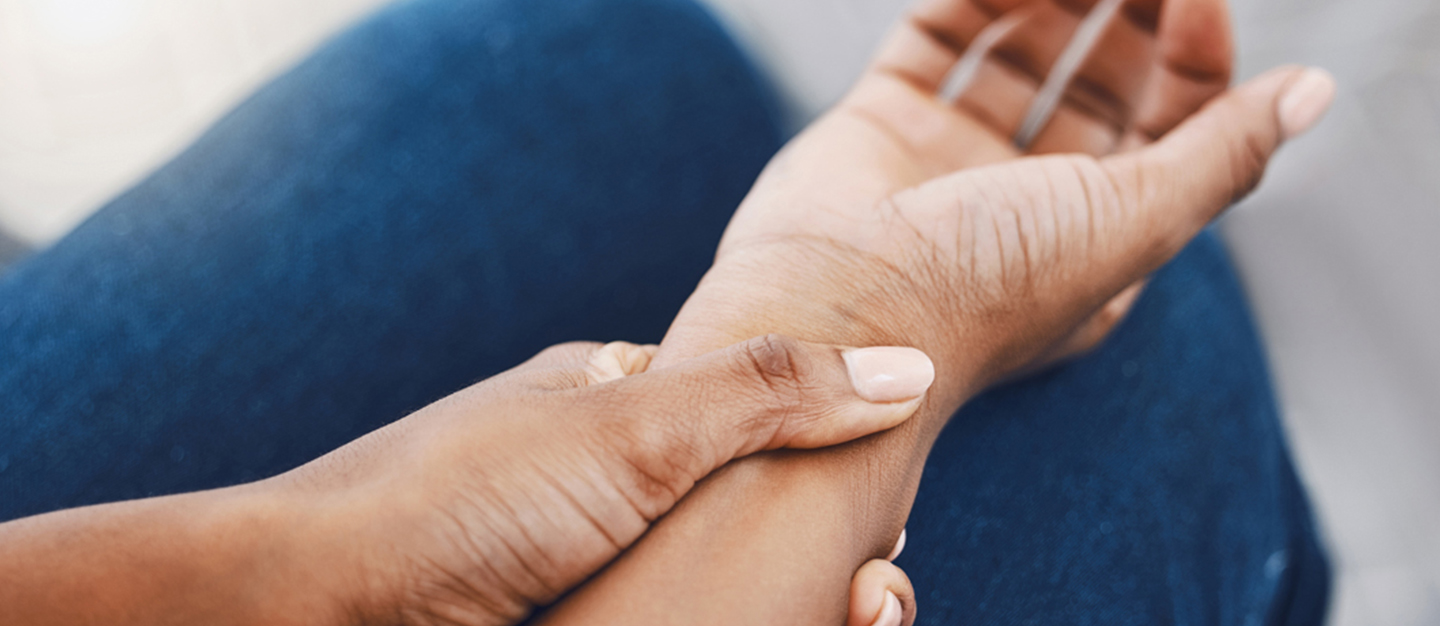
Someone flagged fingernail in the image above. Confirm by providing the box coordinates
[843,347,935,403]
[873,590,903,626]
[886,529,908,561]
[1278,67,1336,140]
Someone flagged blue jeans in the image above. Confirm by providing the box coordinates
[0,0,1328,623]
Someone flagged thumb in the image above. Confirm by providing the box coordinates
[848,558,916,626]
[588,334,933,495]
[1103,65,1336,261]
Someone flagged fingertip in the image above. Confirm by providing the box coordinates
[1157,0,1233,76]
[1277,67,1336,140]
[842,347,936,403]
[887,529,908,562]
[586,341,659,383]
[849,560,917,626]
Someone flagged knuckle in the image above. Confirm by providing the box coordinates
[586,389,703,518]
[733,334,818,443]
[740,334,808,400]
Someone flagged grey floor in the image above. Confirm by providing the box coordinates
[1,0,1437,623]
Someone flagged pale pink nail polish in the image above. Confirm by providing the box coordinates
[1278,68,1336,140]
[843,347,935,403]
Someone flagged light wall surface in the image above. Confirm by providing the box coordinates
[0,0,388,243]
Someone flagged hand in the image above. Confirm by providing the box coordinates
[267,335,936,625]
[547,0,1336,623]
[659,0,1336,391]
[0,335,935,626]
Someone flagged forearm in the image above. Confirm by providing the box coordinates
[0,485,345,626]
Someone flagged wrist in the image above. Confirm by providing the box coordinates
[226,481,387,626]
[662,242,989,418]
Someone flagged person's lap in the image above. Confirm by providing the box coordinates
[0,0,1327,622]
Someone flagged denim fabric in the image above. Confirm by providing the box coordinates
[0,0,1327,622]
[901,234,1331,626]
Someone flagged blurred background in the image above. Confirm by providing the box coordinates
[0,0,1435,623]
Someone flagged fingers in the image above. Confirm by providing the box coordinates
[1103,66,1335,261]
[848,559,917,626]
[957,0,1157,153]
[869,0,1234,158]
[1028,280,1145,370]
[582,342,659,384]
[586,335,934,498]
[505,341,659,390]
[1119,0,1233,148]
[1061,280,1144,354]
[869,0,1031,92]
[886,529,908,562]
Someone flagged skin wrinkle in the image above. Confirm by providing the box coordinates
[840,105,930,171]
[556,448,651,540]
[609,423,696,519]
[1159,53,1231,85]
[529,461,626,581]
[1045,159,1065,270]
[449,486,543,608]
[563,422,664,525]
[907,11,994,57]
[582,387,697,516]
[1013,191,1037,292]
[1074,156,1100,271]
[876,195,937,260]
[953,97,1015,143]
[411,559,497,626]
[875,58,955,97]
[1070,74,1134,129]
[1052,0,1163,31]
[724,236,963,381]
[987,44,1131,134]
[479,461,575,595]
[415,517,513,626]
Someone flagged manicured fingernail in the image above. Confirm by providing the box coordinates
[1278,67,1336,139]
[886,529,907,561]
[843,347,935,403]
[873,590,903,626]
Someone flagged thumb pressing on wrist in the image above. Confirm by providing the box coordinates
[588,334,934,498]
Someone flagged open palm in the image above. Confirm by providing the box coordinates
[663,0,1325,386]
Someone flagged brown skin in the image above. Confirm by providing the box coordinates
[537,0,1333,623]
[0,338,924,626]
